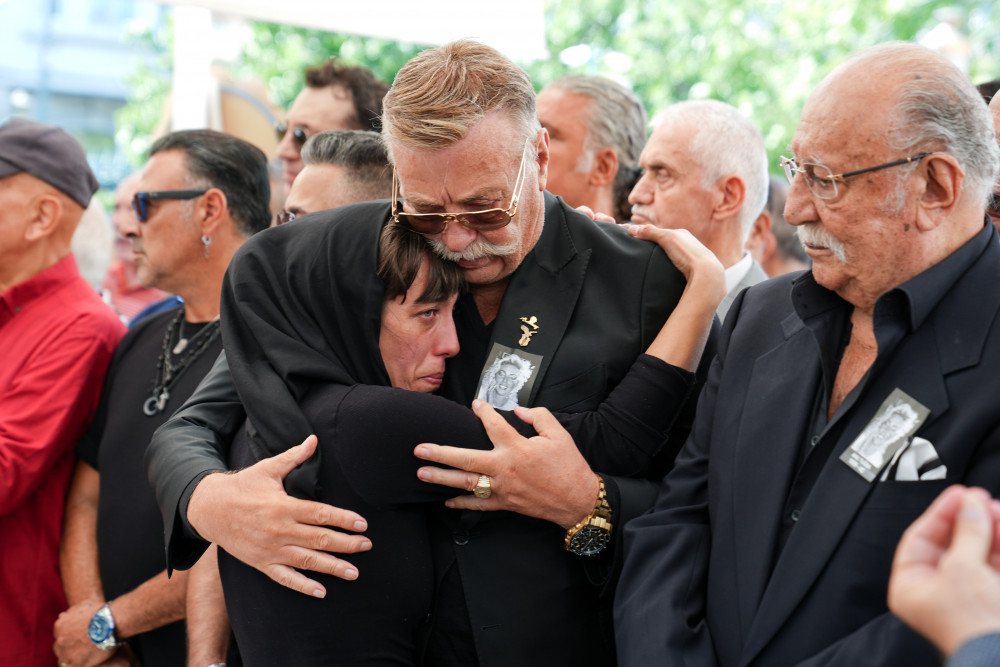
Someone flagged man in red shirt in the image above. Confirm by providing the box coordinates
[0,118,125,666]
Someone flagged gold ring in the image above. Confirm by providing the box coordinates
[60,662,68,667]
[473,474,492,498]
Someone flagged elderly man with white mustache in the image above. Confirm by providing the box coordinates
[614,41,1000,667]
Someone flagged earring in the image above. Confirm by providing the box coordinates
[202,235,212,259]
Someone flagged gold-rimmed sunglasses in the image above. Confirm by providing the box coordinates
[391,139,531,235]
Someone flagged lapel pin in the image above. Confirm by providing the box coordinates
[518,316,540,347]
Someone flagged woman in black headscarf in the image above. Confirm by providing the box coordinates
[216,210,723,666]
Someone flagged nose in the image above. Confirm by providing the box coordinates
[782,176,816,227]
[438,221,479,253]
[436,309,461,359]
[118,204,141,238]
[628,173,651,206]
[275,130,299,162]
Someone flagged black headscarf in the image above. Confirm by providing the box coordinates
[220,201,393,498]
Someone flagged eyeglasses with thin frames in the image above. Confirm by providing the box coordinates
[132,190,208,222]
[275,123,309,150]
[780,153,932,201]
[391,139,532,235]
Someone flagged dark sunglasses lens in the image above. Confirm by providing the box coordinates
[463,210,512,230]
[292,128,308,148]
[399,212,447,234]
[275,124,287,142]
[131,194,147,222]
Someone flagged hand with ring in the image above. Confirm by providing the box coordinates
[473,474,492,498]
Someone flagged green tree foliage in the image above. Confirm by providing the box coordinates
[116,1,998,173]
[231,23,425,110]
[532,0,1000,172]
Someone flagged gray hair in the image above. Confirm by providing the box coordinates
[652,100,768,240]
[845,42,1000,209]
[544,75,647,221]
[301,130,392,200]
[381,40,540,162]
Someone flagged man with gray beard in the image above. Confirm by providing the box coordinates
[615,41,1000,666]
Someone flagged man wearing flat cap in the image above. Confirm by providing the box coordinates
[0,117,124,667]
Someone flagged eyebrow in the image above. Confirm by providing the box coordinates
[404,189,507,209]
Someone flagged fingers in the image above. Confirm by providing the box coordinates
[511,405,562,437]
[893,484,967,568]
[414,442,487,476]
[262,551,363,599]
[289,498,368,533]
[948,490,995,563]
[415,464,481,491]
[472,399,521,448]
[262,434,319,478]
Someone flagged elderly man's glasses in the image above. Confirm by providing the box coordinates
[275,123,308,149]
[391,140,531,235]
[132,190,207,222]
[780,153,931,201]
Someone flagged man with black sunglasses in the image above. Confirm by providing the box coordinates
[275,60,389,194]
[54,130,270,667]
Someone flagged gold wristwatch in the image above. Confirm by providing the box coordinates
[565,475,613,556]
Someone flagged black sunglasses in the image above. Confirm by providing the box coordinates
[132,190,207,222]
[275,123,308,149]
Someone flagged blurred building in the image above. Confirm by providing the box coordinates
[0,0,166,188]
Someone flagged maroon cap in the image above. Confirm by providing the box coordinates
[0,117,100,208]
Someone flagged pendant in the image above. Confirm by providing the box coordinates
[143,389,170,416]
[173,338,189,355]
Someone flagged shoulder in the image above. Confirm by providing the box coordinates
[115,305,180,358]
[544,194,661,260]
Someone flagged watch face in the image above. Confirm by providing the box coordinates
[88,614,112,643]
[569,526,611,556]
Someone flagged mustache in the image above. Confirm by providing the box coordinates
[796,223,847,263]
[630,204,657,222]
[425,237,518,262]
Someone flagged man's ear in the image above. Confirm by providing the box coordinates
[745,210,772,263]
[23,194,63,242]
[588,147,618,188]
[197,188,228,238]
[915,154,962,231]
[535,129,550,192]
[712,175,746,222]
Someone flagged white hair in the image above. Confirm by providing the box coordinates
[652,100,768,241]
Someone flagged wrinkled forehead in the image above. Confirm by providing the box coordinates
[392,118,526,203]
[793,73,893,163]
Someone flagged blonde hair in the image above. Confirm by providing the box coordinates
[381,39,540,159]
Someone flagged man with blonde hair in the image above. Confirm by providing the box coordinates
[148,39,703,666]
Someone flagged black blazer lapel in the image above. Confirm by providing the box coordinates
[730,313,822,639]
[740,324,952,664]
[488,194,591,406]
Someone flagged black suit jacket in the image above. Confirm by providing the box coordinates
[147,194,704,666]
[615,223,1000,667]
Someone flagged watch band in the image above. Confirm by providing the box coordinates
[87,603,119,651]
[564,475,613,556]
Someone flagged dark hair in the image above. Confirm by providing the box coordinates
[305,60,390,133]
[149,130,271,236]
[300,130,391,200]
[377,222,465,303]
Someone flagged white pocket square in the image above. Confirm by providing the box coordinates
[881,437,947,481]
